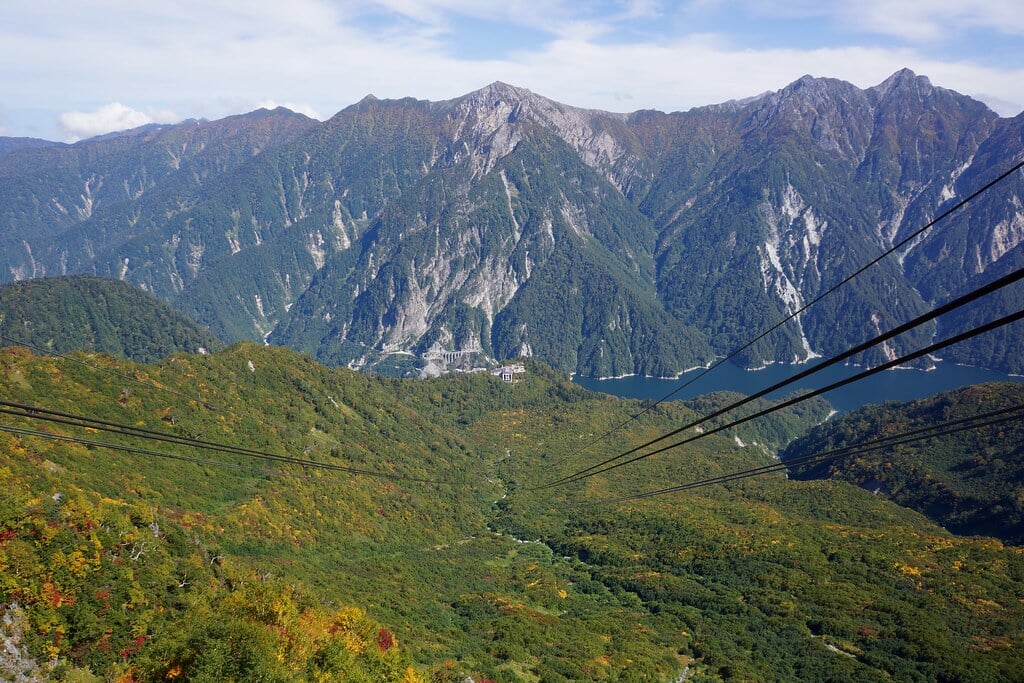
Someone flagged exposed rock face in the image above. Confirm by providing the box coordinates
[440,82,637,185]
[1,71,1022,375]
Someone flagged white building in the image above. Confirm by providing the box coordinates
[490,364,526,383]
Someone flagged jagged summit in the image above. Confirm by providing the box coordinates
[445,81,624,121]
[443,81,552,120]
[468,81,536,102]
[744,73,873,157]
[777,73,864,98]
[872,67,932,97]
[702,90,772,113]
[872,67,929,89]
[756,70,943,109]
[429,79,637,180]
[248,106,313,119]
[335,92,435,117]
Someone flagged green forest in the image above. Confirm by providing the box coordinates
[0,276,222,363]
[783,382,1024,544]
[1,343,1022,681]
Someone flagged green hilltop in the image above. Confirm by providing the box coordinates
[0,276,222,363]
[1,344,1022,681]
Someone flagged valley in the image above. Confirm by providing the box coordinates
[1,344,1022,681]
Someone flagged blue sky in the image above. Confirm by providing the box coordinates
[1,0,1021,141]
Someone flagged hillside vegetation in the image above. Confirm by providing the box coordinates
[783,382,1024,544]
[0,472,422,682]
[0,344,1021,681]
[0,276,222,362]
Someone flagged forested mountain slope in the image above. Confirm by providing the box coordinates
[0,471,423,682]
[0,275,222,362]
[1,344,1021,681]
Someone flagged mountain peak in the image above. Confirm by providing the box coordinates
[249,106,311,120]
[779,73,849,96]
[461,81,537,108]
[340,94,380,112]
[484,81,531,95]
[749,74,873,157]
[872,68,933,98]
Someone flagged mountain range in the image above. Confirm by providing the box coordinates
[1,69,1022,376]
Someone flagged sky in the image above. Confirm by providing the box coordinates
[2,0,1022,142]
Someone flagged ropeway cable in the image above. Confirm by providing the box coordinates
[0,399,452,485]
[572,159,1024,455]
[571,403,1024,507]
[537,305,1024,489]
[0,423,360,487]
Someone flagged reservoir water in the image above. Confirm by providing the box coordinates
[573,361,1024,413]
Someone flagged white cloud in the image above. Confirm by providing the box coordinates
[57,103,180,142]
[843,0,1024,42]
[727,0,1024,42]
[459,35,1024,117]
[969,93,1024,117]
[340,0,665,43]
[354,0,574,34]
[253,100,322,120]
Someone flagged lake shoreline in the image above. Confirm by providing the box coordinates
[573,358,1024,413]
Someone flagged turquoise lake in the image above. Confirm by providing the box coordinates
[573,361,1024,413]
